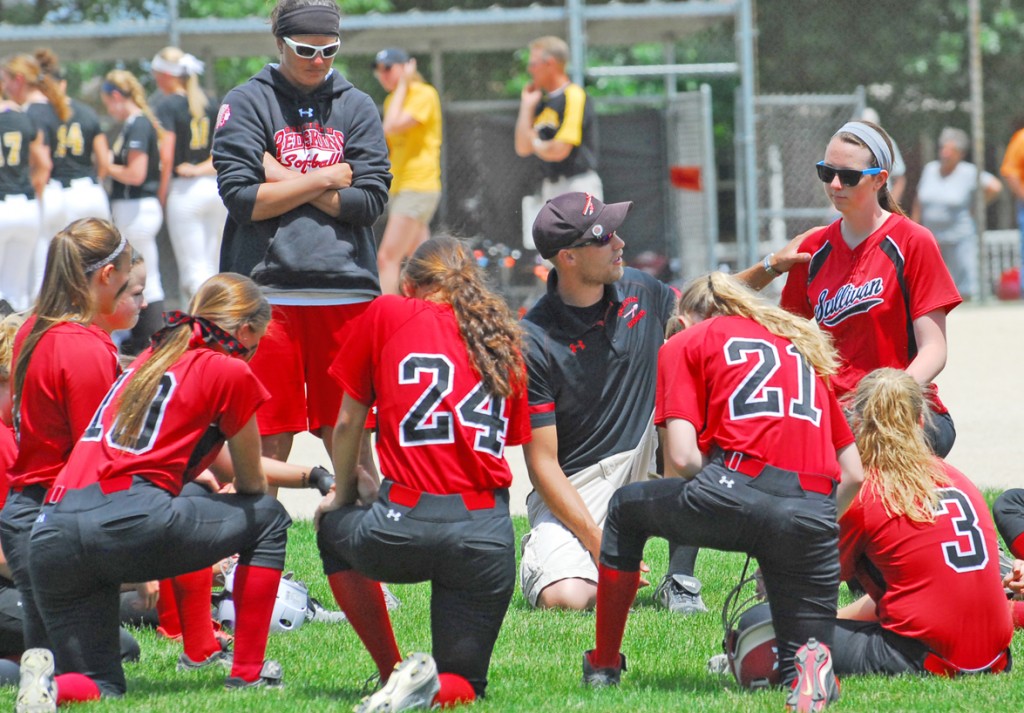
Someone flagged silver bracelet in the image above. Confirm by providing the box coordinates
[762,253,781,277]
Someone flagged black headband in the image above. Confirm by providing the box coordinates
[151,311,248,357]
[274,5,341,39]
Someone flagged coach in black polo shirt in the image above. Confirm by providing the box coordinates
[519,192,704,613]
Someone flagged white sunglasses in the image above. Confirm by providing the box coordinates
[282,36,341,59]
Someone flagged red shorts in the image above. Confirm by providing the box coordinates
[250,302,372,436]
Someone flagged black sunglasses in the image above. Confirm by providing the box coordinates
[568,231,617,249]
[816,161,883,188]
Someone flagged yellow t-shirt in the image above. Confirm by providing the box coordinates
[1000,128,1024,182]
[383,81,442,194]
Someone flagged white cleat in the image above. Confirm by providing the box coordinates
[16,648,57,713]
[354,652,440,713]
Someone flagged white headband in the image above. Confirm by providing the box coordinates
[84,235,127,273]
[834,121,893,173]
[151,53,205,77]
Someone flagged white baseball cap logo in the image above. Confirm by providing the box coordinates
[591,224,604,237]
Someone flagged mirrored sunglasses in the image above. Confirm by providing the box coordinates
[815,161,882,188]
[283,37,341,60]
[568,231,617,249]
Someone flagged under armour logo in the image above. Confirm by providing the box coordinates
[569,340,586,354]
[298,107,314,118]
[719,476,734,489]
[386,509,402,521]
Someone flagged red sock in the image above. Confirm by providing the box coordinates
[54,673,101,704]
[434,672,475,708]
[1011,533,1024,561]
[172,569,219,662]
[591,564,639,669]
[229,564,281,682]
[327,571,401,680]
[156,578,182,639]
[1011,600,1024,629]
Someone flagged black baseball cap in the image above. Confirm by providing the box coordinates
[532,192,633,259]
[373,48,409,68]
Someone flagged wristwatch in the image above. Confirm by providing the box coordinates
[762,253,781,277]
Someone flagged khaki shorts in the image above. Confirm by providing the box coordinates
[519,419,658,607]
[389,190,441,224]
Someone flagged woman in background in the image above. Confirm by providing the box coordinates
[0,63,50,311]
[372,47,442,295]
[152,47,226,302]
[101,69,166,355]
[912,126,1002,301]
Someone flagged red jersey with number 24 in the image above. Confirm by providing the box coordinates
[54,347,269,496]
[780,214,961,399]
[330,295,530,494]
[839,462,1012,669]
[655,315,853,477]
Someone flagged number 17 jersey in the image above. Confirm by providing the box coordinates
[330,295,531,495]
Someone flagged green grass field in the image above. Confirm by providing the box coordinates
[4,514,1021,713]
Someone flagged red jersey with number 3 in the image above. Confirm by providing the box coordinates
[780,215,961,399]
[53,347,269,496]
[655,315,853,477]
[839,462,1012,669]
[8,319,120,490]
[330,295,530,494]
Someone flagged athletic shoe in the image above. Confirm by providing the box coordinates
[1000,548,1017,597]
[305,595,348,624]
[707,653,730,675]
[784,639,839,712]
[178,648,233,671]
[382,584,402,611]
[224,660,284,690]
[654,574,708,615]
[354,652,440,713]
[16,648,57,713]
[581,649,626,687]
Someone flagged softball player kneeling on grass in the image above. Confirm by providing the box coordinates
[835,368,1013,676]
[315,236,530,712]
[16,273,292,712]
[582,272,863,713]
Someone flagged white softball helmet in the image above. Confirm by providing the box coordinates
[217,567,309,634]
[720,569,780,689]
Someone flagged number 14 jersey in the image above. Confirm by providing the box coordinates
[330,295,531,495]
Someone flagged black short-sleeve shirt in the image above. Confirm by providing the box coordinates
[522,267,677,475]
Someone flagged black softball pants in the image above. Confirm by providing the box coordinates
[317,481,515,697]
[27,479,290,696]
[600,462,840,686]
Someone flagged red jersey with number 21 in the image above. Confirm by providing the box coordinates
[54,347,269,496]
[330,295,530,494]
[655,315,853,478]
[780,214,961,398]
[839,462,1012,669]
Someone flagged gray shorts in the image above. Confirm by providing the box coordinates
[389,190,441,224]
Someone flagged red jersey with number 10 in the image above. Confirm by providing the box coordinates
[330,295,530,494]
[655,315,853,477]
[839,462,1012,669]
[780,214,961,399]
[53,347,269,496]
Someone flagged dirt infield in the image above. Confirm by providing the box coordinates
[279,299,1023,519]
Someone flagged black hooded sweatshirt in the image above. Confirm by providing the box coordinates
[213,64,391,294]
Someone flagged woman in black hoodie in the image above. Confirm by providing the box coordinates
[212,0,391,469]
